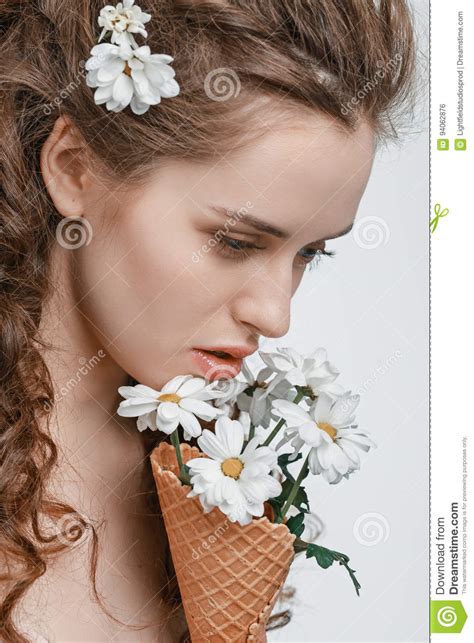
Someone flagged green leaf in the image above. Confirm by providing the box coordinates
[278,452,302,484]
[286,512,306,537]
[306,543,334,569]
[295,384,317,401]
[297,539,361,596]
[243,384,257,397]
[293,487,309,513]
[274,479,310,515]
[293,485,310,513]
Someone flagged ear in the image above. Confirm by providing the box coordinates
[40,116,91,218]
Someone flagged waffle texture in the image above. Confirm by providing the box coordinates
[150,442,295,642]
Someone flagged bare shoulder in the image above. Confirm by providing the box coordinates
[12,502,188,641]
[15,562,188,642]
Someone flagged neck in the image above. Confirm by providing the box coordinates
[38,243,148,514]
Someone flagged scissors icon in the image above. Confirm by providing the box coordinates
[430,203,449,233]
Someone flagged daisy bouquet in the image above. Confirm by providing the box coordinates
[117,347,376,641]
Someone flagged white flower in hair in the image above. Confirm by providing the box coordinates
[85,43,180,115]
[98,0,151,48]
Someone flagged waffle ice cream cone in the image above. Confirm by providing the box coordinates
[150,442,295,642]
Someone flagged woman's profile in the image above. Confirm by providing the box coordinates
[0,1,418,641]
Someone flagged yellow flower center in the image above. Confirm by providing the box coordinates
[123,61,132,76]
[221,458,244,479]
[317,422,337,441]
[158,393,181,404]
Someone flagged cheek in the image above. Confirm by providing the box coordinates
[71,213,233,387]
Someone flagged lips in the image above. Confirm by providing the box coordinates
[190,349,245,381]
[196,345,257,359]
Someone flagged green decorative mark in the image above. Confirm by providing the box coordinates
[430,203,449,234]
[430,600,467,633]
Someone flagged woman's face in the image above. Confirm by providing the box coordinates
[58,115,375,388]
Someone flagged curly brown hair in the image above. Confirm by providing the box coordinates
[1,0,418,640]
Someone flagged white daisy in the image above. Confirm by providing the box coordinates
[258,346,307,386]
[117,375,223,439]
[236,409,251,439]
[260,346,345,399]
[85,42,180,115]
[98,0,151,48]
[272,392,376,484]
[235,358,291,429]
[206,376,248,418]
[235,410,270,444]
[186,416,282,526]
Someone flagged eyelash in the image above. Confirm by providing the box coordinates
[216,236,336,270]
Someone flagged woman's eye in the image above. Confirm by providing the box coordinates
[216,235,336,269]
[297,247,337,271]
[216,236,264,262]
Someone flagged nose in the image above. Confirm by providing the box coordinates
[231,262,294,339]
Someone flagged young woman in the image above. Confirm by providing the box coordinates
[0,0,417,640]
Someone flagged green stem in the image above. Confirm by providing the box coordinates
[248,422,255,441]
[279,451,310,522]
[263,389,305,447]
[170,429,184,474]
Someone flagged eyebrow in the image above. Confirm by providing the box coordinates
[208,204,354,243]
